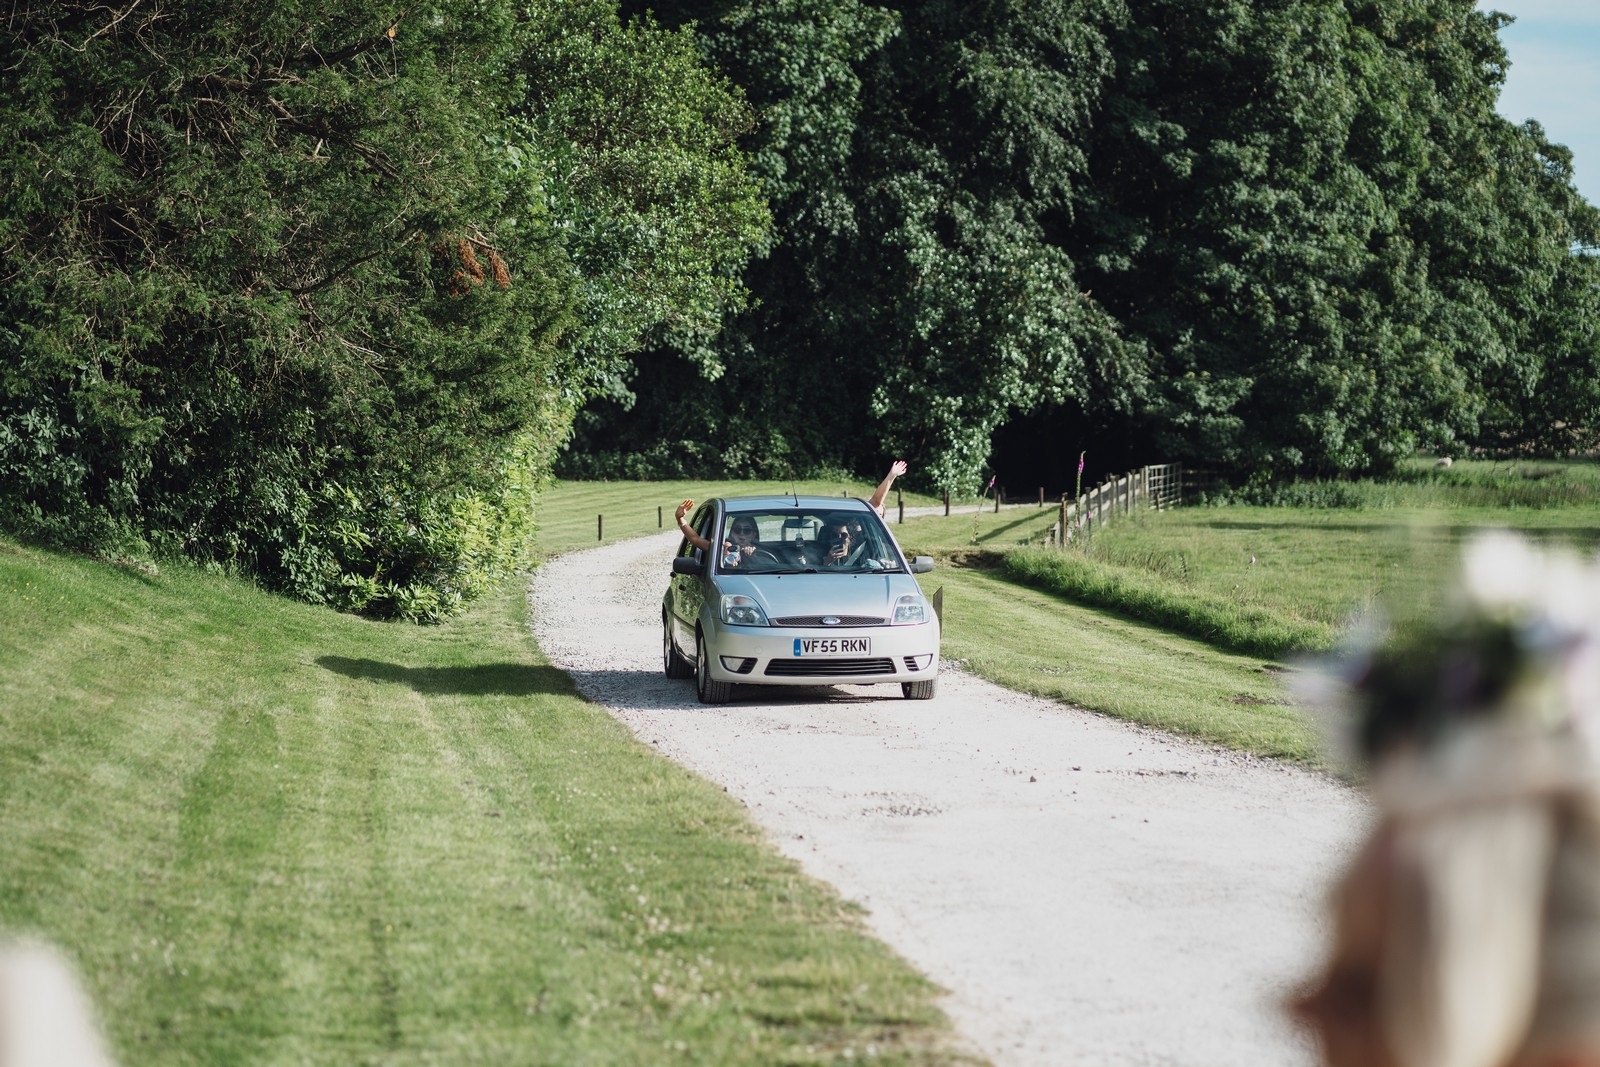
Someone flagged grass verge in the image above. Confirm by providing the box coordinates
[897,458,1600,663]
[1000,549,1332,660]
[927,565,1317,762]
[534,463,1598,762]
[0,539,977,1067]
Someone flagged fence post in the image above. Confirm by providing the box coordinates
[658,505,663,528]
[598,514,603,541]
[897,489,904,525]
[943,489,950,516]
[994,488,1001,514]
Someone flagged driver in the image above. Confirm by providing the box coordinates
[673,501,772,569]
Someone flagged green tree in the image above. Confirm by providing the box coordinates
[835,0,1146,493]
[564,0,897,480]
[1069,0,1600,476]
[568,0,1600,486]
[516,0,769,379]
[0,0,766,617]
[575,0,1143,494]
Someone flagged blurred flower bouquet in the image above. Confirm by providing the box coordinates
[1305,531,1600,770]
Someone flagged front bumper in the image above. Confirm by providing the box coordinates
[702,619,940,685]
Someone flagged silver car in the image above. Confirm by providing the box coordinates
[663,496,941,703]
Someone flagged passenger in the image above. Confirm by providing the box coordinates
[867,459,908,518]
[835,460,909,550]
[815,514,866,568]
[673,500,772,569]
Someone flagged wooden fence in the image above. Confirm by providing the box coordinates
[1048,463,1182,547]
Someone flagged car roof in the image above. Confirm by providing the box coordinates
[719,495,875,513]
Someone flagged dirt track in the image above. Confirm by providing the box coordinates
[528,531,1369,1066]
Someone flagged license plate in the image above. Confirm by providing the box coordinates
[793,637,871,657]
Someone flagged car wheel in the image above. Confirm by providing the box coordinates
[663,613,693,679]
[902,678,938,700]
[696,630,735,705]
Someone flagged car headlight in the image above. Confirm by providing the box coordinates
[720,594,770,626]
[892,593,929,625]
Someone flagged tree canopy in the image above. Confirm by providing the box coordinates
[0,0,766,617]
[4,0,1596,615]
[570,0,1600,492]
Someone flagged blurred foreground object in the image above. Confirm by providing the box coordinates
[0,942,116,1067]
[1293,532,1600,1067]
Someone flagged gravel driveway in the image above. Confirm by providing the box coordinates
[528,532,1369,1066]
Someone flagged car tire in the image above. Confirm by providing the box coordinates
[696,630,735,704]
[663,614,693,679]
[901,678,938,700]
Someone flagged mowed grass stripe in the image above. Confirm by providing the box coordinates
[0,541,977,1066]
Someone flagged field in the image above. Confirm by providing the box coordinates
[887,457,1600,759]
[0,540,974,1066]
[544,458,1600,763]
[6,457,1595,1064]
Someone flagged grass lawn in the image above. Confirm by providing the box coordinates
[542,480,1322,762]
[929,566,1315,761]
[0,539,977,1067]
[538,458,1600,765]
[894,457,1600,655]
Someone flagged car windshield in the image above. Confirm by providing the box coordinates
[713,508,903,574]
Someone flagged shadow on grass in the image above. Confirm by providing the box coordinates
[317,656,575,697]
[973,511,1050,543]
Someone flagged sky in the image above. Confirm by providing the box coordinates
[1479,0,1600,206]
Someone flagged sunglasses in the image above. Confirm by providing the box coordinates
[731,525,758,536]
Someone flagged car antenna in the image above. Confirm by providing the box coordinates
[789,476,798,506]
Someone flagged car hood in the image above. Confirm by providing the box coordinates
[714,572,920,622]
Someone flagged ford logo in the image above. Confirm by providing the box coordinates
[821,616,840,626]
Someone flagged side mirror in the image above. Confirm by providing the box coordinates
[910,555,935,574]
[671,556,704,576]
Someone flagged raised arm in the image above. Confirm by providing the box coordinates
[674,499,711,552]
[867,459,908,516]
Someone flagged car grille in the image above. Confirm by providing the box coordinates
[771,615,886,627]
[764,657,897,678]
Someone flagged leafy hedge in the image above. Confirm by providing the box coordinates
[0,0,765,619]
